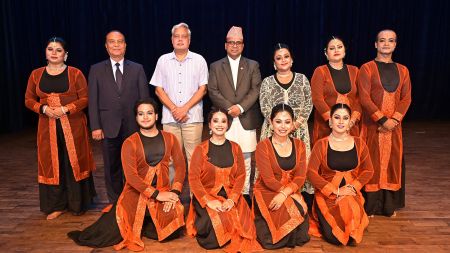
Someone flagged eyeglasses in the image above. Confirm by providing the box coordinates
[226,41,243,46]
[173,34,189,39]
[107,39,125,45]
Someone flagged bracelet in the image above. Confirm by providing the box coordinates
[279,191,288,198]
[335,187,340,204]
[61,106,67,114]
[227,199,235,205]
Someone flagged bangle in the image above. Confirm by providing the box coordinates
[227,199,234,205]
[61,106,67,114]
[335,187,340,204]
[279,191,288,198]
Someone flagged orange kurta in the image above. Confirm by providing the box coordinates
[114,131,185,252]
[253,138,309,244]
[311,64,362,144]
[24,67,95,185]
[357,61,411,192]
[307,137,374,244]
[187,140,262,252]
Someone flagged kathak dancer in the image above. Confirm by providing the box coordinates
[68,98,185,251]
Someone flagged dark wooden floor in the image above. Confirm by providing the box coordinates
[1,121,449,253]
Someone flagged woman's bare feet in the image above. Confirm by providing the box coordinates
[46,210,65,220]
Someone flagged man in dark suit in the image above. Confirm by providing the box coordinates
[208,26,263,203]
[88,30,149,205]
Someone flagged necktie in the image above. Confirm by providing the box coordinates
[115,62,122,89]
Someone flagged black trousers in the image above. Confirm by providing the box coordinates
[101,125,128,203]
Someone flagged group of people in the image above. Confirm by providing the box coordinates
[24,22,411,252]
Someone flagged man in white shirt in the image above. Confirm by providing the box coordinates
[150,23,208,172]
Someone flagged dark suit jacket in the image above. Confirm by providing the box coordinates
[208,56,263,130]
[88,59,149,138]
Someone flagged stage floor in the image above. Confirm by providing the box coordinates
[1,121,449,253]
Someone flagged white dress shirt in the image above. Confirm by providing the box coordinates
[225,55,257,153]
[110,58,124,82]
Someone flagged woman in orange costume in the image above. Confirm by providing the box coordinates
[253,103,310,249]
[24,37,96,220]
[187,108,262,252]
[68,98,185,251]
[308,103,374,246]
[357,29,412,217]
[311,36,362,145]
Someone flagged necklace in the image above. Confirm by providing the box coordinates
[47,64,66,71]
[272,137,290,147]
[329,62,343,70]
[330,133,348,142]
[277,71,292,78]
[210,137,226,146]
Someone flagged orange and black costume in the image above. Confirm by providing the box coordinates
[311,64,362,144]
[25,66,96,214]
[357,60,412,216]
[307,137,373,245]
[253,138,310,249]
[68,131,185,252]
[187,140,262,252]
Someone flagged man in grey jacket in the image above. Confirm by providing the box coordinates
[207,26,263,204]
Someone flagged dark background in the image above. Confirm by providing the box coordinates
[1,0,449,133]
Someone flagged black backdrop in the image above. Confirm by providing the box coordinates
[1,0,449,133]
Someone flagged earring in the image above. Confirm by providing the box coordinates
[273,64,277,70]
[269,126,274,136]
[209,130,212,135]
[64,53,68,62]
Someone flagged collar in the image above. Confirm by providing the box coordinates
[170,50,192,61]
[227,55,241,64]
[110,58,124,66]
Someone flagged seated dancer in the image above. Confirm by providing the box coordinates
[253,103,310,249]
[68,98,185,251]
[307,103,374,246]
[187,108,262,252]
